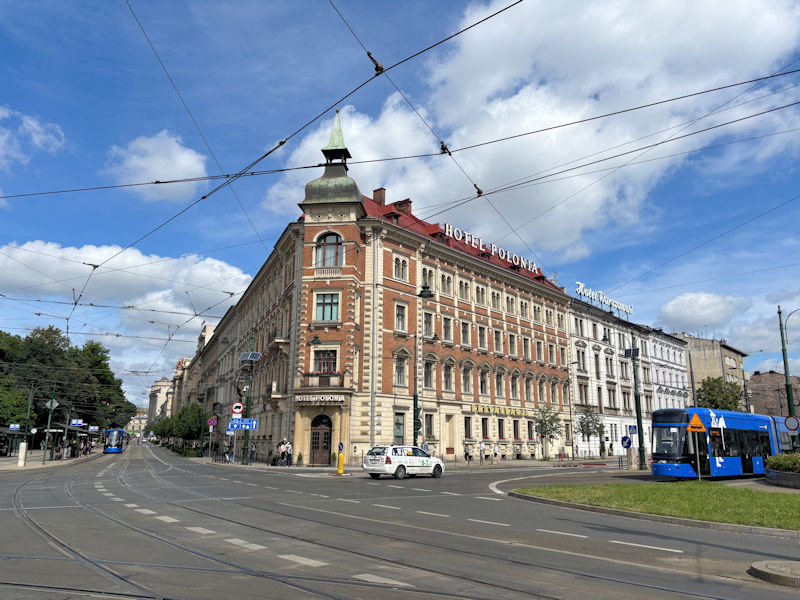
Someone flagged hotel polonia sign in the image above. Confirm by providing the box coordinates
[443,223,539,273]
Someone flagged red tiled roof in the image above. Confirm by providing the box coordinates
[363,195,560,292]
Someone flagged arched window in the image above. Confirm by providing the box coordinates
[315,233,343,267]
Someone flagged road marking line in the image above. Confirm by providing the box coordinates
[245,483,258,486]
[536,529,587,538]
[469,518,510,527]
[441,491,460,496]
[263,486,277,489]
[373,504,401,510]
[317,494,329,498]
[110,498,124,502]
[224,538,266,551]
[124,503,138,508]
[285,490,303,493]
[281,554,328,567]
[417,511,449,517]
[412,488,431,492]
[233,481,243,484]
[102,493,114,497]
[610,540,683,553]
[366,482,380,486]
[186,527,216,535]
[135,509,156,514]
[338,498,360,503]
[353,574,412,588]
[488,470,599,495]
[476,496,502,501]
[387,484,403,489]
[155,516,179,523]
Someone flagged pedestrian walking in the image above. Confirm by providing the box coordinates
[278,440,286,465]
[250,442,256,461]
[421,440,429,454]
[479,440,486,464]
[464,443,471,465]
[40,440,45,452]
[492,442,499,464]
[286,441,293,466]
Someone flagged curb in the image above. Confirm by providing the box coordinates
[748,561,800,587]
[507,491,800,540]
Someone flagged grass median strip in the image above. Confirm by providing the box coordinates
[515,481,800,530]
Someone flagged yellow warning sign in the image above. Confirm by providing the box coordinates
[687,413,706,433]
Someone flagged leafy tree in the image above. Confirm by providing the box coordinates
[696,377,742,411]
[577,406,605,457]
[533,404,562,456]
[0,375,36,426]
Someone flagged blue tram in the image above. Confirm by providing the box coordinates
[103,428,126,454]
[651,408,798,478]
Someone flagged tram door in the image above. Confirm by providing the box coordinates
[310,415,332,466]
[690,431,710,476]
[737,430,754,474]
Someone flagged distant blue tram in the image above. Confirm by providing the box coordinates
[651,408,798,478]
[103,428,126,454]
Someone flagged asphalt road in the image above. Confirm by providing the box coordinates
[0,444,797,599]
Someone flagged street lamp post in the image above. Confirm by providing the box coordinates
[728,366,750,412]
[414,284,435,447]
[607,331,646,470]
[777,306,798,417]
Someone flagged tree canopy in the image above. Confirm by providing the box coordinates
[533,404,563,439]
[0,327,136,431]
[696,377,743,412]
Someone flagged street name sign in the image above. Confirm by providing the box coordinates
[227,418,258,431]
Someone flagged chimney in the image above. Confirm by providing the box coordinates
[373,188,386,206]
[394,198,412,215]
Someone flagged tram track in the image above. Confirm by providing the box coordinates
[10,451,496,600]
[116,447,759,600]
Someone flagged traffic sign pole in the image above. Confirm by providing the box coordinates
[42,391,57,465]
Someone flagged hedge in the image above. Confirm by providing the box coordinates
[765,453,800,474]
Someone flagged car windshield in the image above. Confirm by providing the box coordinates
[366,447,387,456]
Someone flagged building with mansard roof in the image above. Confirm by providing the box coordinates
[186,114,573,465]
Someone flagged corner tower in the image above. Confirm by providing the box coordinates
[298,110,366,223]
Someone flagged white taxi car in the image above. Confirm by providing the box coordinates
[362,445,444,479]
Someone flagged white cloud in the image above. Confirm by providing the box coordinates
[261,1,800,264]
[752,356,800,375]
[105,130,208,201]
[659,292,752,331]
[0,105,65,170]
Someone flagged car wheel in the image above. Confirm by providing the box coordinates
[394,465,406,479]
[432,465,443,478]
[369,473,380,479]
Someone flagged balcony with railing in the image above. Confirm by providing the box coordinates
[297,371,351,388]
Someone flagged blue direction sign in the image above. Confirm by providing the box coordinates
[9,424,20,430]
[621,436,632,449]
[227,418,258,431]
[338,441,344,452]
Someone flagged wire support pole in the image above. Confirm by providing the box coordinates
[778,305,797,417]
[630,334,647,471]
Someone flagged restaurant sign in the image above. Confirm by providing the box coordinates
[471,404,533,417]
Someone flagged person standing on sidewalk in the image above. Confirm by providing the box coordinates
[492,442,500,464]
[421,439,429,454]
[464,442,471,465]
[479,440,486,465]
[286,440,293,466]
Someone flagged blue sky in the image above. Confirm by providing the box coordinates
[2,0,800,408]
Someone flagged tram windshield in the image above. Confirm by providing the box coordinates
[105,430,123,447]
[651,409,692,459]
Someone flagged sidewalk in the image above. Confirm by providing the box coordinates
[0,448,101,471]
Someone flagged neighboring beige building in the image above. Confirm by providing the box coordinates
[148,377,172,423]
[673,333,748,408]
[126,410,148,436]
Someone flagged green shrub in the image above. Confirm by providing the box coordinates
[766,453,800,473]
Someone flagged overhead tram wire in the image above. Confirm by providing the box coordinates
[81,0,523,276]
[329,0,552,276]
[419,98,800,222]
[125,0,271,255]
[3,69,798,204]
